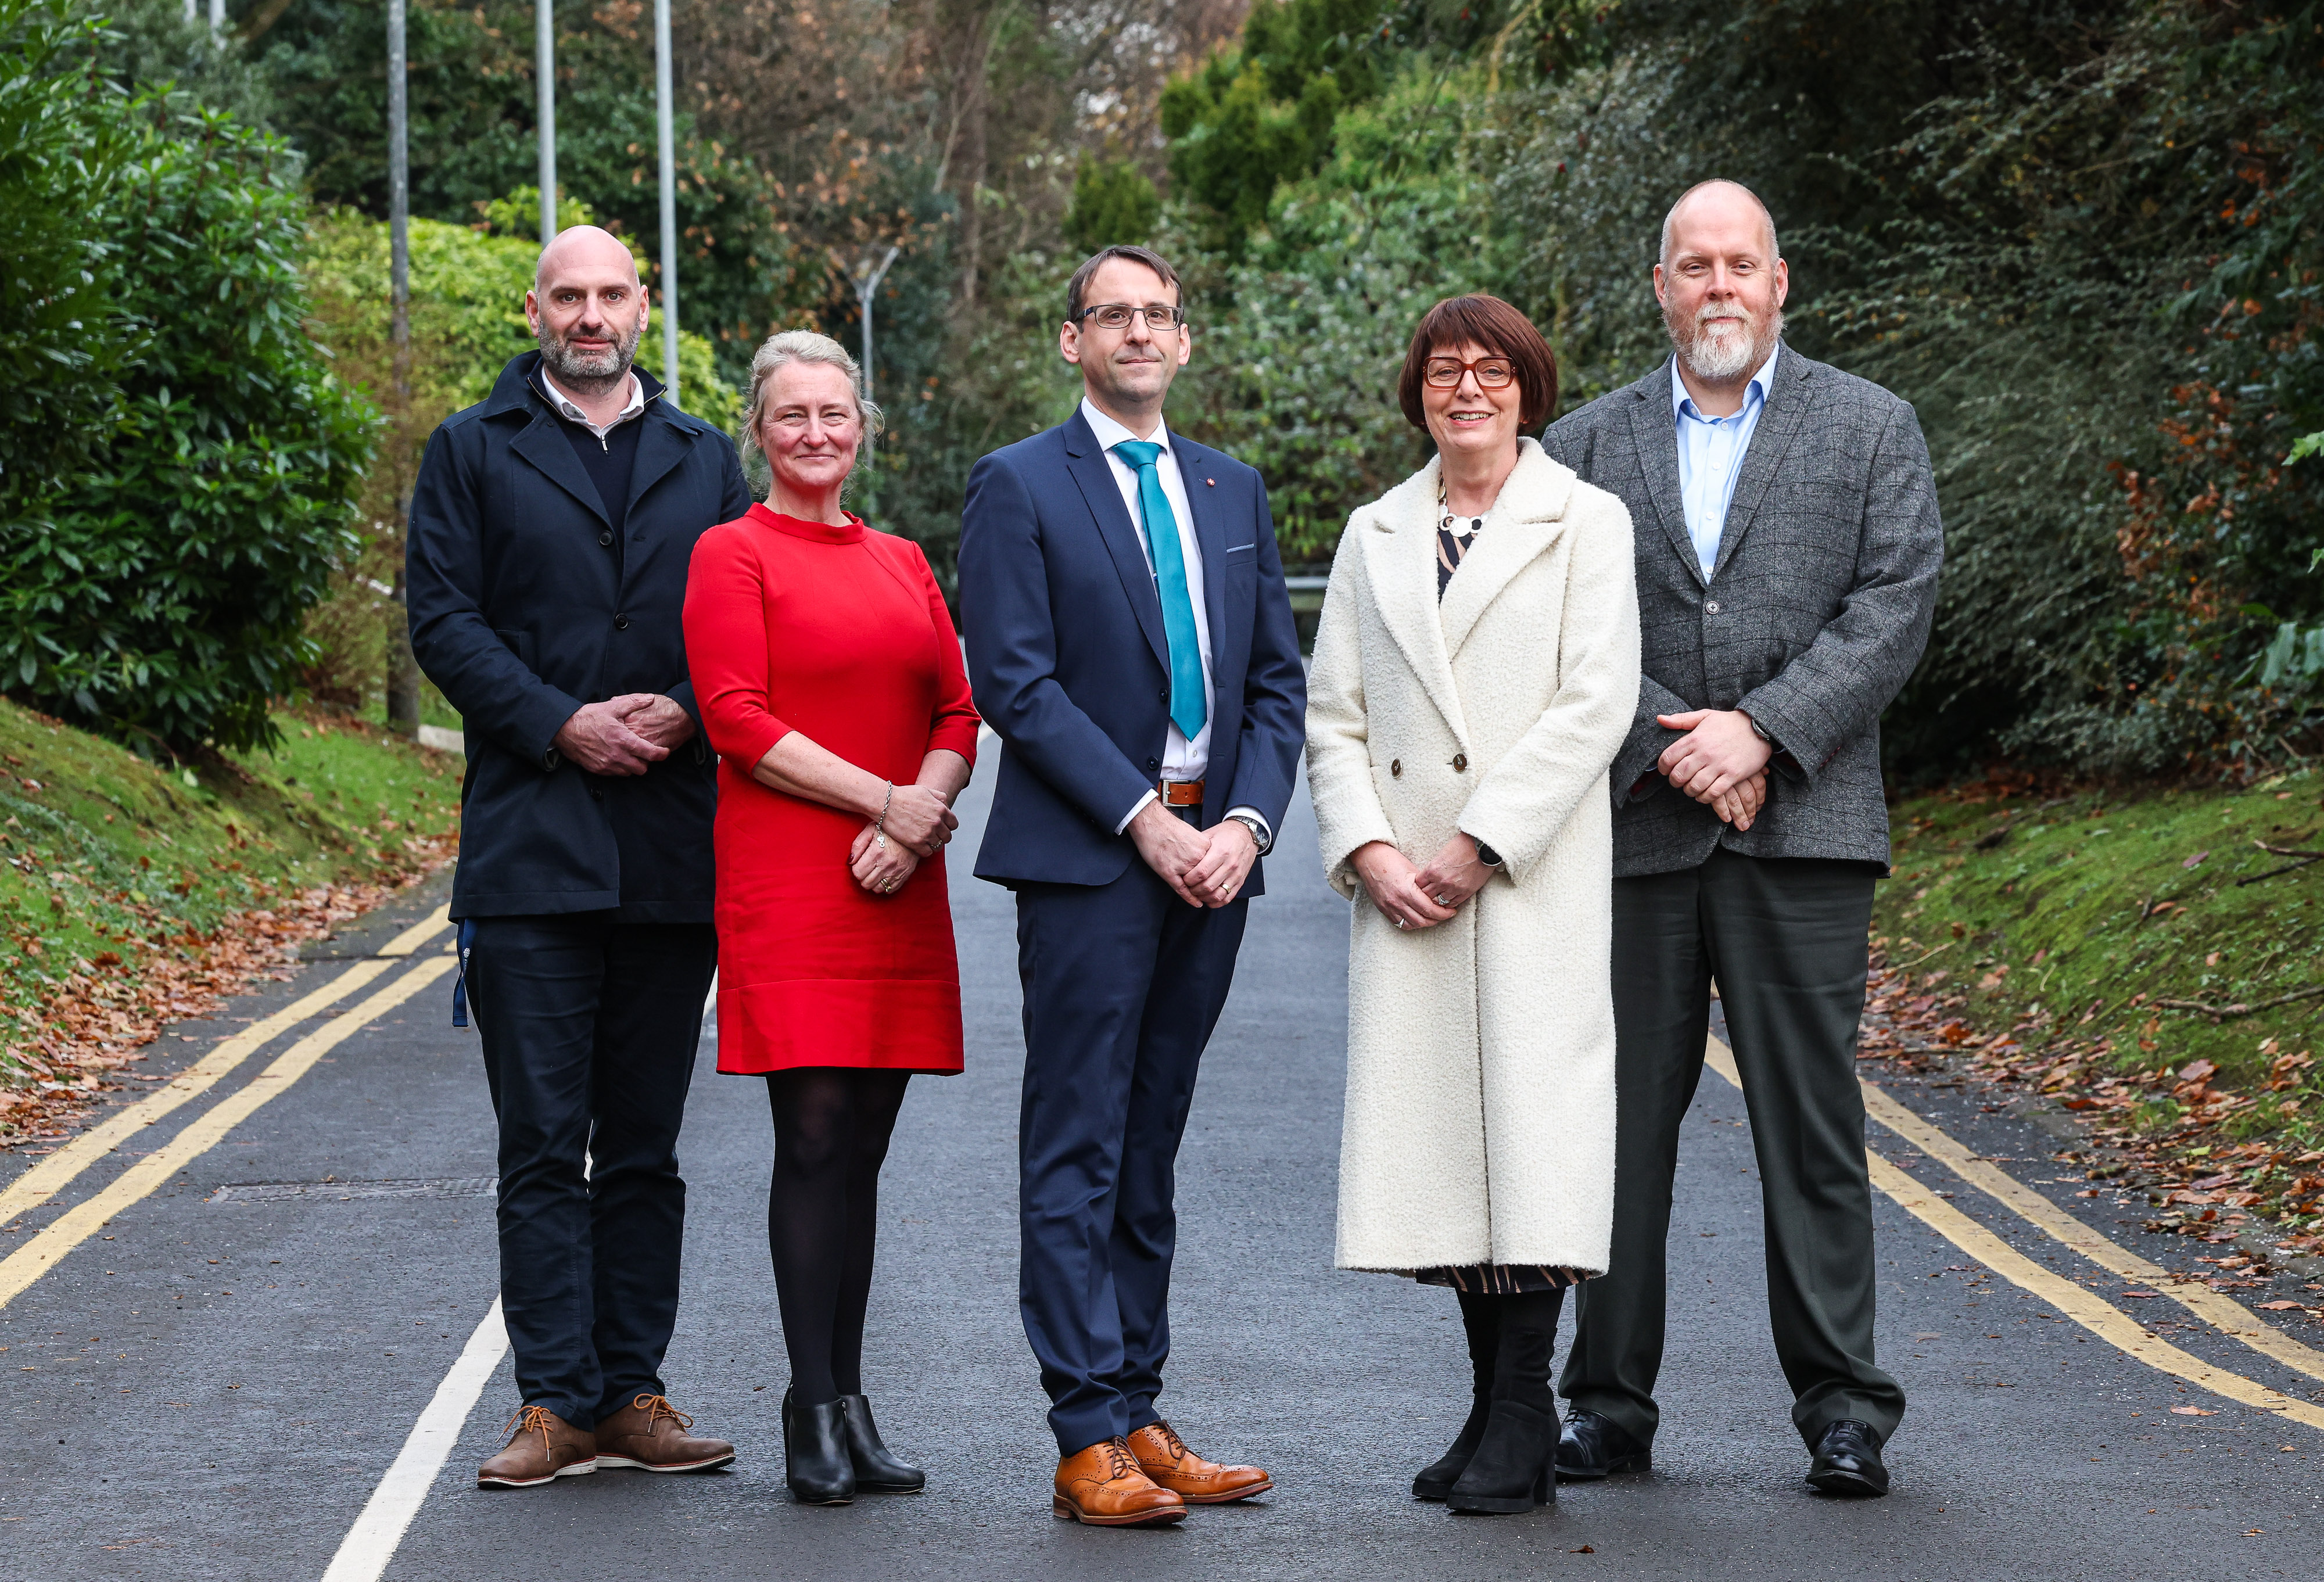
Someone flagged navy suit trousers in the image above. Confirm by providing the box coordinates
[1014,824,1249,1456]
[469,913,716,1427]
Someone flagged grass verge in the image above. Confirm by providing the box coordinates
[1,699,460,1141]
[1867,765,2324,1257]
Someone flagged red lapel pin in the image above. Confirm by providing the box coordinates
[1205,477,1215,486]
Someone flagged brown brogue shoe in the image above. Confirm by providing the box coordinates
[593,1393,737,1473]
[478,1405,597,1488]
[1052,1437,1187,1526]
[1128,1420,1272,1503]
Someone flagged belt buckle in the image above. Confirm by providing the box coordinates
[1160,778,1205,808]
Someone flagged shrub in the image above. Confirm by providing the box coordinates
[0,94,377,756]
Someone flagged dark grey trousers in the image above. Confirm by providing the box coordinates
[1561,847,1906,1450]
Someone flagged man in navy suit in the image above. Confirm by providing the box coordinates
[959,245,1306,1526]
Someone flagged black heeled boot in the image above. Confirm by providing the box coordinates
[1414,1289,1500,1500]
[1447,1289,1562,1515]
[781,1388,856,1504]
[838,1394,925,1494]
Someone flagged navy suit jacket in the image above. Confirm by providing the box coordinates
[407,352,754,921]
[959,409,1306,892]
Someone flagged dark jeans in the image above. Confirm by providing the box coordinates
[1561,848,1906,1450]
[1014,838,1250,1457]
[468,913,716,1427]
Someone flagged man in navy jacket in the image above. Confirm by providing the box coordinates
[407,227,749,1488]
[959,245,1306,1525]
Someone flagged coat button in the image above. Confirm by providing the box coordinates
[590,787,604,802]
[1705,600,1722,614]
[1452,753,1468,772]
[1146,757,1159,770]
[614,614,630,630]
[1390,759,1401,777]
[599,530,614,547]
[1158,687,1169,702]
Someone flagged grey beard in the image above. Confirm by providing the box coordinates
[1672,307,1781,383]
[539,318,642,392]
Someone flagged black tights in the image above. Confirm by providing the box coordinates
[766,1068,911,1407]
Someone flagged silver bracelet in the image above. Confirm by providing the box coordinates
[874,780,894,846]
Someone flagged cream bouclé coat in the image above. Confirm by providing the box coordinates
[1307,438,1641,1276]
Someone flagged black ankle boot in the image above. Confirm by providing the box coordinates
[781,1388,855,1504]
[838,1394,925,1493]
[1414,1290,1500,1500]
[1447,1290,1562,1515]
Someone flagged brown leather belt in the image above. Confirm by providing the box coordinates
[1159,778,1206,808]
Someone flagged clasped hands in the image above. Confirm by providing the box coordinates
[1349,834,1494,931]
[849,783,959,898]
[1656,708,1769,830]
[553,693,695,776]
[1129,801,1256,909]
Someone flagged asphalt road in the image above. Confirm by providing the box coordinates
[5,764,2322,1581]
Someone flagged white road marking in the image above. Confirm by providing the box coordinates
[320,1298,508,1582]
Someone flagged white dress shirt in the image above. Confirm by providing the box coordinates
[1670,340,1778,579]
[1079,400,1269,848]
[541,367,647,444]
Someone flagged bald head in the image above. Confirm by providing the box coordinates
[1659,180,1780,270]
[534,224,640,293]
[526,225,648,399]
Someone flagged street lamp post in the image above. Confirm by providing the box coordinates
[654,0,679,404]
[385,0,421,737]
[536,0,557,245]
[853,244,901,407]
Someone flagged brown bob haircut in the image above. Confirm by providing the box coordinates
[1396,295,1559,431]
[1066,245,1183,324]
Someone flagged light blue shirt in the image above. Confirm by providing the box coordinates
[1670,341,1779,579]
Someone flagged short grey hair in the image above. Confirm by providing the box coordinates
[737,329,886,496]
[1659,179,1781,267]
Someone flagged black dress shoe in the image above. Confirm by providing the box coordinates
[781,1388,855,1504]
[1554,1409,1651,1481]
[838,1394,925,1493]
[1806,1419,1889,1497]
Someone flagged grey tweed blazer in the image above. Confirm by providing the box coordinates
[1539,345,1942,878]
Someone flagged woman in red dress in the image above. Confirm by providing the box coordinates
[683,330,978,1505]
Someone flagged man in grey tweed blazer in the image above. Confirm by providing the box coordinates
[1538,180,1942,1497]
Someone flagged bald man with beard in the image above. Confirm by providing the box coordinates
[407,226,752,1488]
[1539,180,1942,1498]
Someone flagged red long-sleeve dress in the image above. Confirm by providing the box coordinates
[682,504,980,1074]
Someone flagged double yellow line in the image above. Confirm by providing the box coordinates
[0,906,458,1309]
[1702,1037,2324,1430]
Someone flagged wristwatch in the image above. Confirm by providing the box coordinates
[1471,837,1504,868]
[1746,713,1773,744]
[1225,811,1271,853]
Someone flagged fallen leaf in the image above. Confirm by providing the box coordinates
[2171,1405,2215,1415]
[2121,1289,2161,1299]
[2183,851,2209,869]
[2258,1300,2301,1311]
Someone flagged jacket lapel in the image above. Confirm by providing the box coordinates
[1362,464,1469,748]
[1062,410,1170,675]
[1174,435,1231,686]
[623,376,692,520]
[509,411,612,528]
[1624,363,1702,588]
[1708,344,1812,580]
[1438,441,1575,660]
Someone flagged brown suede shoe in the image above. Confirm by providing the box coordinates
[593,1393,737,1474]
[1052,1437,1187,1526]
[478,1405,597,1488]
[1127,1420,1272,1503]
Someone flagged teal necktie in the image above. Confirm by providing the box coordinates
[1111,438,1207,742]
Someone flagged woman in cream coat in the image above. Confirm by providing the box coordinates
[1306,295,1639,1515]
